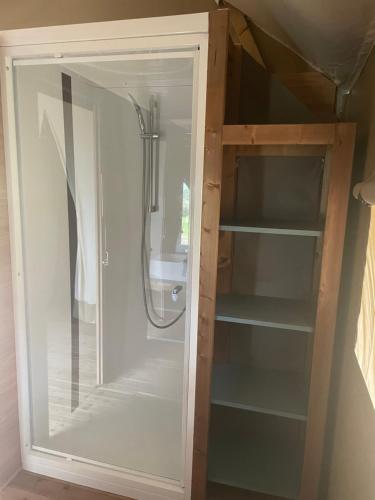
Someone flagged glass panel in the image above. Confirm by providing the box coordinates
[14,53,194,482]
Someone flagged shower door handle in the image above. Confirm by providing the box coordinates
[102,250,109,266]
[99,169,109,267]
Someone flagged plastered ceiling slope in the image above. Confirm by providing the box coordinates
[229,0,375,89]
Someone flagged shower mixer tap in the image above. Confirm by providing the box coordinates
[172,285,183,302]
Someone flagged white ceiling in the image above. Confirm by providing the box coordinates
[229,0,375,89]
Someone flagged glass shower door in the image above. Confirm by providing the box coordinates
[13,52,196,482]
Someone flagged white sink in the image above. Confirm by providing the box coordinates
[150,253,187,282]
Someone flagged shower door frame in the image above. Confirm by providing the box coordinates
[0,13,209,500]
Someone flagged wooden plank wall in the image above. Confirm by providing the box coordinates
[0,92,21,489]
[192,9,229,500]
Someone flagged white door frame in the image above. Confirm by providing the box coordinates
[0,13,208,500]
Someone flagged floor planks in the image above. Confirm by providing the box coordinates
[1,472,285,500]
[0,471,129,500]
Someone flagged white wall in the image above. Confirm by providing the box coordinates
[0,0,216,30]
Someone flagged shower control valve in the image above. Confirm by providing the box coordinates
[172,285,183,302]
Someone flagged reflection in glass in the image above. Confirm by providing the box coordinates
[14,54,194,481]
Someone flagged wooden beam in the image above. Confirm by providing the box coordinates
[224,1,265,68]
[300,123,356,500]
[224,34,242,126]
[235,145,327,157]
[192,9,229,500]
[217,32,242,294]
[222,124,337,146]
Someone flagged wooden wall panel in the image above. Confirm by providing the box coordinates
[0,92,21,489]
[192,9,229,500]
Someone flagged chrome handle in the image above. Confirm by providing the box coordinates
[102,250,109,266]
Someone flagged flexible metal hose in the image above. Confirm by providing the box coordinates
[140,138,186,329]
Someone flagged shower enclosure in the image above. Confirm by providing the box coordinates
[0,14,208,500]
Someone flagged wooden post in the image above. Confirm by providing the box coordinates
[192,9,229,500]
[217,28,242,294]
[300,123,356,500]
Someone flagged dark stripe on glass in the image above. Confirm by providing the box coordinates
[62,72,80,412]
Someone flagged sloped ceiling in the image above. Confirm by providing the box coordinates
[229,0,375,88]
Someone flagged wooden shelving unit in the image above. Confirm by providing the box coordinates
[192,9,356,500]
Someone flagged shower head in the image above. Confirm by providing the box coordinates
[128,93,146,135]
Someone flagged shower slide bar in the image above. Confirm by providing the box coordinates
[148,96,159,213]
[143,130,159,213]
[130,93,160,213]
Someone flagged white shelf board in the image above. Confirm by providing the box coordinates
[220,220,322,237]
[215,294,313,333]
[208,424,303,499]
[211,365,307,421]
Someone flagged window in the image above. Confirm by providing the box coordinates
[180,181,190,248]
[355,206,375,408]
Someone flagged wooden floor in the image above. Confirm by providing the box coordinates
[0,471,128,500]
[1,471,284,500]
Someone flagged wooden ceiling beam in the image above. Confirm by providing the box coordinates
[222,123,339,146]
[224,1,265,68]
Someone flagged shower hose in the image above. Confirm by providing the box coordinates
[140,138,186,329]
